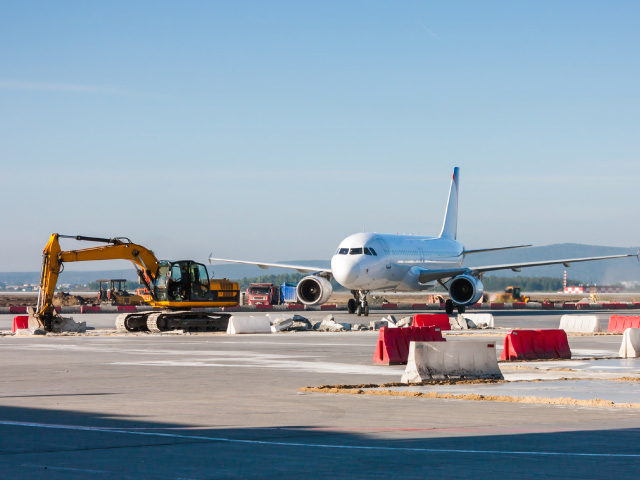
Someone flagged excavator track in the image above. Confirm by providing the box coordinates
[144,310,231,333]
[115,313,151,333]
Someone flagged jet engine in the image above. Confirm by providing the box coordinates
[448,274,484,306]
[296,275,333,306]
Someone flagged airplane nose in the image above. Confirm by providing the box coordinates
[331,256,361,287]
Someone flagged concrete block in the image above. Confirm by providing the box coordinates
[401,341,503,383]
[460,313,494,329]
[227,316,272,334]
[559,315,601,333]
[396,316,413,328]
[369,320,383,330]
[619,328,640,358]
[317,316,345,332]
[51,316,87,333]
[450,315,468,330]
[271,319,294,332]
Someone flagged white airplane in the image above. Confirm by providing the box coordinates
[210,167,636,316]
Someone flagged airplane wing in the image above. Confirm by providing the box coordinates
[208,257,332,274]
[413,252,637,284]
[470,253,637,274]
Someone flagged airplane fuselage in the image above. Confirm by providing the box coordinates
[330,232,465,292]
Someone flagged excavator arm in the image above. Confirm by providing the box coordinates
[34,234,161,330]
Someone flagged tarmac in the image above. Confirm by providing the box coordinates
[0,309,639,479]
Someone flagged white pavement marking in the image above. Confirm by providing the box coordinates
[1,420,639,458]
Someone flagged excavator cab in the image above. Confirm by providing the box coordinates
[154,260,211,302]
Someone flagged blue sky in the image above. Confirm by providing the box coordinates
[1,1,639,271]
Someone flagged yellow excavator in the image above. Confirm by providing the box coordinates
[493,286,530,303]
[31,234,240,333]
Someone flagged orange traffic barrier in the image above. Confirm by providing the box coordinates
[373,326,445,365]
[608,315,640,333]
[412,313,450,331]
[500,329,571,361]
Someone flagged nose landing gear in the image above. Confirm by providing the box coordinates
[349,290,370,316]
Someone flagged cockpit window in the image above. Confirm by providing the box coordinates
[338,248,349,255]
[369,247,377,256]
[349,248,363,255]
[363,247,372,255]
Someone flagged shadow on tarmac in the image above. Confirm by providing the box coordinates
[0,405,638,479]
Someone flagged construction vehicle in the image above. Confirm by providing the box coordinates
[31,234,240,333]
[493,286,530,303]
[97,279,145,306]
[246,283,280,306]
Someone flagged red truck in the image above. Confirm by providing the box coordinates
[246,283,279,306]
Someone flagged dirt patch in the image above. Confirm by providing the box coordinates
[0,293,95,307]
[300,383,640,408]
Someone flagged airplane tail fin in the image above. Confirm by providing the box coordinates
[439,167,459,240]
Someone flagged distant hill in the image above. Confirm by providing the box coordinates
[1,244,637,286]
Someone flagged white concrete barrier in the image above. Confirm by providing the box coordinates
[459,313,494,328]
[559,315,601,333]
[226,316,272,334]
[619,328,640,358]
[401,341,503,383]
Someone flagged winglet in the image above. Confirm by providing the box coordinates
[439,167,459,240]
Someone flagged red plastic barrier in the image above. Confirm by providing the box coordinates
[501,329,571,361]
[80,306,101,313]
[320,304,337,311]
[513,302,527,309]
[373,326,445,365]
[607,315,640,333]
[412,313,450,331]
[381,303,398,309]
[490,303,505,310]
[287,304,305,311]
[9,306,27,314]
[562,303,577,310]
[117,306,137,312]
[256,305,273,311]
[542,302,555,310]
[411,303,427,309]
[12,315,29,333]
[601,303,616,310]
[614,303,628,310]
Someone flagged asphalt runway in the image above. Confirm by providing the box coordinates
[0,310,639,479]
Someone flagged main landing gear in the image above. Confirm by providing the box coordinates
[348,290,370,316]
[445,299,466,315]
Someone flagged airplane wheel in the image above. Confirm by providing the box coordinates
[364,304,369,316]
[347,299,356,314]
[457,305,466,314]
[445,299,454,315]
[356,305,362,316]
